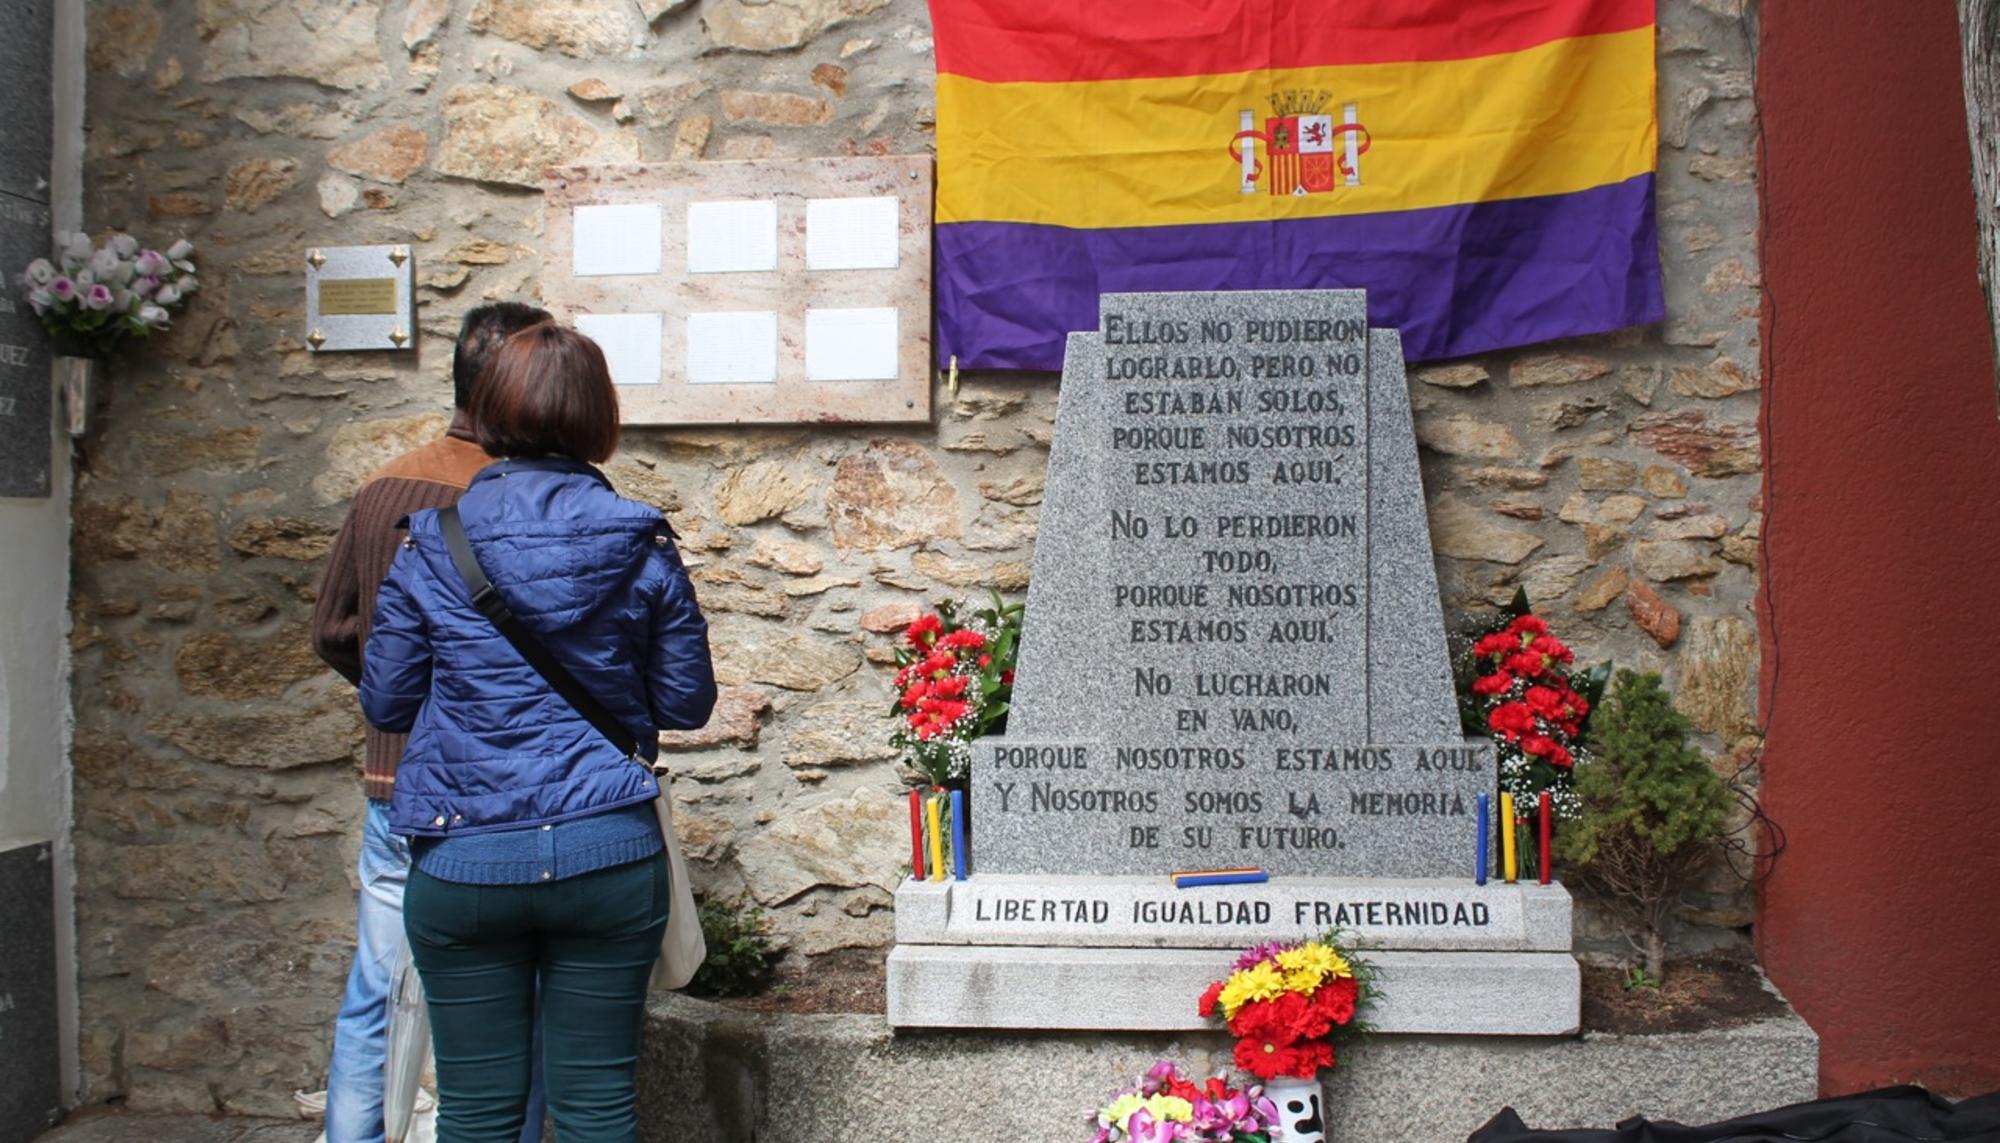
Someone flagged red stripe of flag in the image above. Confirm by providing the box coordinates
[933,0,1654,84]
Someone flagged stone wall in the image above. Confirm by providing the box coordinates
[69,0,1764,1113]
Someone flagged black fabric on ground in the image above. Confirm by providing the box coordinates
[1467,1086,2000,1143]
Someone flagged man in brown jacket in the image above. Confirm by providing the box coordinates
[311,302,549,1143]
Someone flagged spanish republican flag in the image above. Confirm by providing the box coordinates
[931,1,1663,370]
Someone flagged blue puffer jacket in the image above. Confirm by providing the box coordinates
[360,457,716,838]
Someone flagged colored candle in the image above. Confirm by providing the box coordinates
[1173,871,1268,888]
[1500,793,1518,883]
[926,794,947,883]
[1538,792,1553,885]
[908,790,925,881]
[950,789,969,880]
[1476,793,1490,886]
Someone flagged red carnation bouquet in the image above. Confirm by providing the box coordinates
[887,592,1021,786]
[1197,936,1373,1082]
[1459,604,1606,821]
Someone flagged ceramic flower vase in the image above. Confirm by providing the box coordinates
[56,356,95,437]
[1267,1073,1327,1142]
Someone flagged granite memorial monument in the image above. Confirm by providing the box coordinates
[890,290,1579,1036]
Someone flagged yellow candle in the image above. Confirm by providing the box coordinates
[1500,793,1518,883]
[926,795,947,883]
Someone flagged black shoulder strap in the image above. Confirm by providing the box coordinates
[437,505,642,761]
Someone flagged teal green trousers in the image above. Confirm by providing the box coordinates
[405,854,668,1143]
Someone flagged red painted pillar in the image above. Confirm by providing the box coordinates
[1758,0,2000,1096]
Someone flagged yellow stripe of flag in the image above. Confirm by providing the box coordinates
[937,26,1657,229]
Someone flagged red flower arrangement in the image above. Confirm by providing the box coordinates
[1464,611,1601,818]
[1196,937,1372,1083]
[1473,617,1587,769]
[887,593,1021,786]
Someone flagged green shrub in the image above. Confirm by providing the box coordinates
[1556,669,1731,981]
[686,894,778,999]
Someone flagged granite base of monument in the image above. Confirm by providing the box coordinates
[888,876,1580,1035]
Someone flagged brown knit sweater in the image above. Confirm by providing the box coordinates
[311,411,493,801]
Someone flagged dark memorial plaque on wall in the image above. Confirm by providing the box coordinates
[0,197,54,499]
[0,842,61,1141]
[0,0,53,205]
[0,0,54,499]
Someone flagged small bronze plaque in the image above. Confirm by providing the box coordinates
[317,277,400,316]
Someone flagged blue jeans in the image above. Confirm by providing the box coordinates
[327,801,546,1143]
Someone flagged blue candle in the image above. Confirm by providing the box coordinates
[1173,871,1269,888]
[1476,793,1490,885]
[950,789,969,880]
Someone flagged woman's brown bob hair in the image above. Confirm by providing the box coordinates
[471,322,621,463]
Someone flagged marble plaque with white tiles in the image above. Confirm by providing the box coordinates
[542,157,932,425]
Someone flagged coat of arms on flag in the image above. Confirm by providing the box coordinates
[1232,90,1371,196]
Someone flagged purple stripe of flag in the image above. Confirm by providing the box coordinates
[934,173,1664,371]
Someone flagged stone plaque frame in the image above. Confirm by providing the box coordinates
[304,244,416,353]
[542,157,933,426]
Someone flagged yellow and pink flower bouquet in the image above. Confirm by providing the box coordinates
[1087,1061,1281,1143]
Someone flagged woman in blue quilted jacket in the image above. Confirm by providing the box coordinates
[359,322,715,1143]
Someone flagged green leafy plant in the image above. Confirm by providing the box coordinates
[1622,965,1663,992]
[1556,670,1732,981]
[685,894,778,999]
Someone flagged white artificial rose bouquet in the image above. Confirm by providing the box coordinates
[17,231,199,358]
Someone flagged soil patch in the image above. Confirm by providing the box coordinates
[710,945,887,1016]
[1582,953,1788,1035]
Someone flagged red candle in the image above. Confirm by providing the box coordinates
[908,789,926,880]
[1537,792,1552,885]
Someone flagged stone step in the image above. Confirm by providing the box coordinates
[886,945,1581,1035]
[638,995,1820,1143]
[895,874,1573,951]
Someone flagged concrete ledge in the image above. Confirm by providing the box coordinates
[887,945,1581,1035]
[637,995,1819,1143]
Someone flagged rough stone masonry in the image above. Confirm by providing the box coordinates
[70,0,1764,1113]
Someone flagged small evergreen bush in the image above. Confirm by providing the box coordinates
[1556,669,1731,980]
[685,894,778,998]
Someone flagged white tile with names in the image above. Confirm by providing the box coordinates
[806,197,900,271]
[571,204,663,277]
[805,307,899,381]
[686,311,778,385]
[575,313,662,387]
[686,200,778,274]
